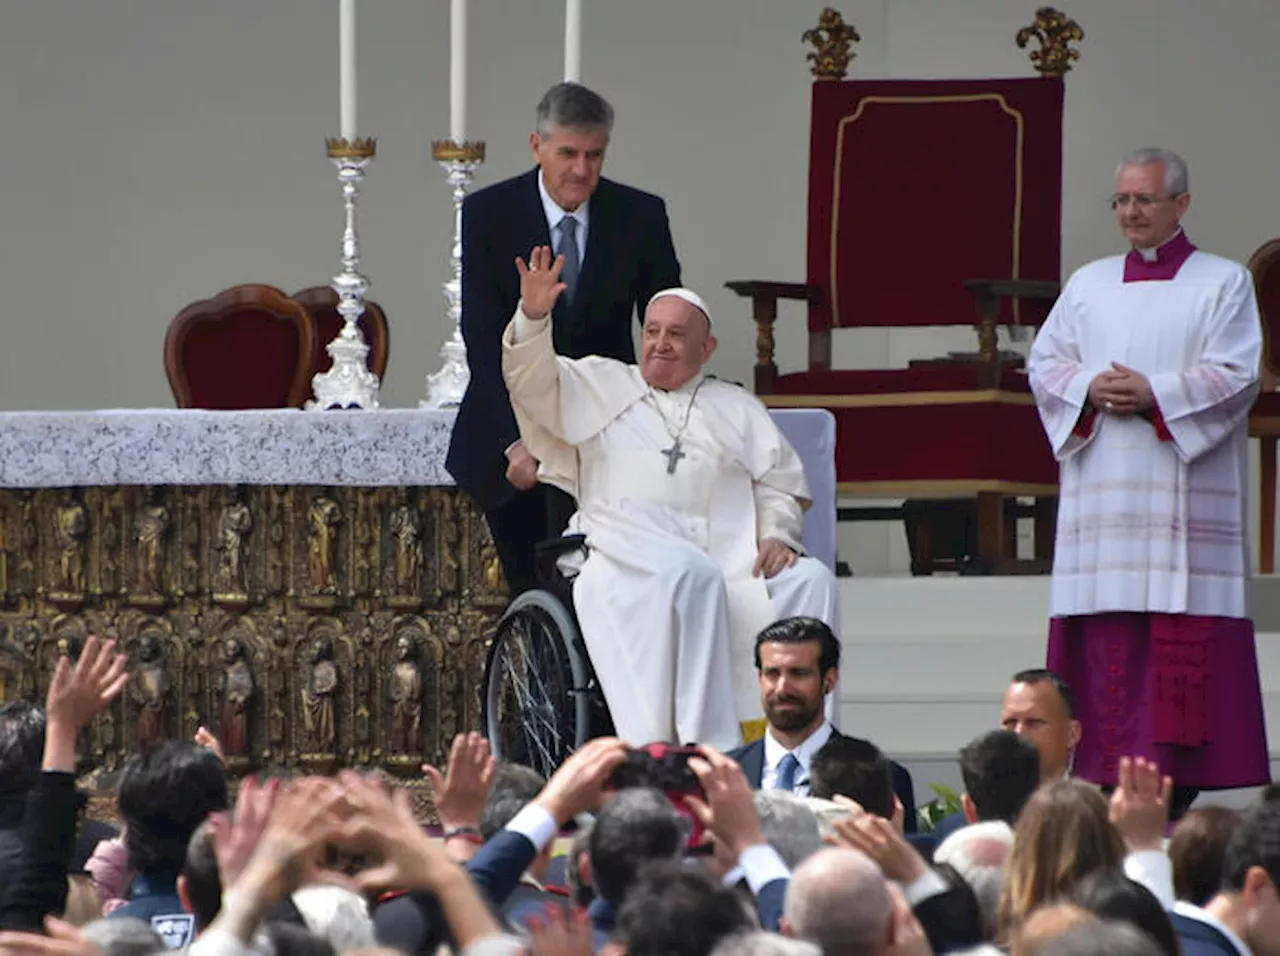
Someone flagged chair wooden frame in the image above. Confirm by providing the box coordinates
[1247,239,1280,573]
[164,284,317,409]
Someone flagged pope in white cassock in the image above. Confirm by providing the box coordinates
[1028,147,1270,796]
[500,245,840,751]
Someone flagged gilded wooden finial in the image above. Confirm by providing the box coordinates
[1016,7,1084,77]
[803,8,860,81]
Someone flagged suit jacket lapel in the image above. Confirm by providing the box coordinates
[511,169,566,323]
[744,740,766,787]
[569,178,617,322]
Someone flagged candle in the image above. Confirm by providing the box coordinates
[339,0,356,140]
[450,0,467,143]
[564,0,582,82]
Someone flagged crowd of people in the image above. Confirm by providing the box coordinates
[0,625,1272,956]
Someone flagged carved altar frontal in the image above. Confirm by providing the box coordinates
[0,409,507,781]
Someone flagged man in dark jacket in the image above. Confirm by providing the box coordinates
[446,80,681,596]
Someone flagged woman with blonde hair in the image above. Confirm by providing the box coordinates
[998,779,1125,937]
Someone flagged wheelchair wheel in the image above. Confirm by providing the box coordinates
[482,589,592,779]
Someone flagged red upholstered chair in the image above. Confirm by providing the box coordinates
[727,8,1081,574]
[1247,239,1280,573]
[165,284,318,409]
[294,285,390,382]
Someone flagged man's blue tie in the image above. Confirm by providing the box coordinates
[775,752,800,792]
[557,216,580,307]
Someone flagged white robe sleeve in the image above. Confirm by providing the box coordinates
[1028,276,1107,460]
[754,483,806,553]
[1147,265,1262,464]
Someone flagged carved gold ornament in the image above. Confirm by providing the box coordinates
[804,8,860,81]
[1016,7,1084,77]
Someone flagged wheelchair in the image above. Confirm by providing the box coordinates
[480,535,614,779]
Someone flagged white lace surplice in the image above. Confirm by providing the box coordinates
[1028,251,1261,619]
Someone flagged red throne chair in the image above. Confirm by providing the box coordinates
[1247,239,1280,573]
[165,284,318,409]
[727,7,1083,574]
[293,285,390,383]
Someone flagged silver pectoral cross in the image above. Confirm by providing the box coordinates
[661,439,687,474]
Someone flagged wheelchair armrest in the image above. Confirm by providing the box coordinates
[533,534,588,597]
[534,534,588,559]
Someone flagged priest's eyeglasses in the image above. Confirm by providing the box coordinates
[1108,192,1183,210]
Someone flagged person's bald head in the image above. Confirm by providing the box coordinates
[640,289,717,392]
[782,848,893,956]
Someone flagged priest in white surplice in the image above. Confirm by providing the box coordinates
[1028,147,1270,798]
[500,246,840,751]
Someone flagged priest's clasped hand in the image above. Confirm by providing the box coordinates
[1088,361,1155,415]
[753,537,799,579]
[516,245,569,321]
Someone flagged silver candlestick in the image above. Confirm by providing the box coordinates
[309,136,382,411]
[422,140,486,409]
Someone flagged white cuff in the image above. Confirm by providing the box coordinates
[514,303,550,343]
[902,869,949,906]
[1124,849,1175,911]
[461,934,530,956]
[189,928,258,956]
[721,865,746,887]
[505,803,559,853]
[738,844,790,894]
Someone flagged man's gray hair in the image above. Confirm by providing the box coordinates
[934,821,1015,941]
[1117,147,1189,196]
[783,848,892,956]
[535,82,615,139]
[712,930,823,956]
[754,790,823,868]
[481,762,547,840]
[78,918,164,956]
[566,818,595,907]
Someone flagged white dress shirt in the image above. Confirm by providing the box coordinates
[538,169,590,267]
[762,720,833,795]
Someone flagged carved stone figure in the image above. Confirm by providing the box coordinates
[308,497,341,593]
[130,634,170,751]
[134,491,170,593]
[300,635,337,752]
[387,631,423,753]
[215,488,253,595]
[216,636,254,759]
[52,490,87,594]
[390,493,423,594]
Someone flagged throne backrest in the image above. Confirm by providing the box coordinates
[1248,239,1280,390]
[805,77,1064,334]
[293,285,390,381]
[165,284,317,410]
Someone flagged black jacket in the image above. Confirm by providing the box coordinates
[446,168,681,511]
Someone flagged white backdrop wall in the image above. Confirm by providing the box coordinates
[1,0,1277,573]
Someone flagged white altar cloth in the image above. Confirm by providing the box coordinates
[0,406,836,570]
[0,408,457,488]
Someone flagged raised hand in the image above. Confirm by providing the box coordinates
[533,737,630,826]
[516,245,568,322]
[195,725,226,763]
[208,775,282,888]
[827,812,928,885]
[1108,755,1172,851]
[423,731,496,832]
[336,771,454,893]
[686,745,766,858]
[45,635,128,732]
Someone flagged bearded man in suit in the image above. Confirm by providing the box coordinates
[729,616,917,832]
[446,81,681,596]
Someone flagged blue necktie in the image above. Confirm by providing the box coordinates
[775,752,800,792]
[557,216,580,307]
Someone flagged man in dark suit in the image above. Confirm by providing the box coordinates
[446,81,681,596]
[1162,799,1280,956]
[729,617,918,833]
